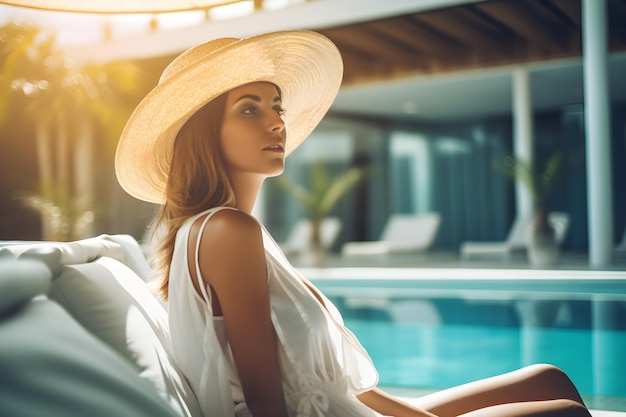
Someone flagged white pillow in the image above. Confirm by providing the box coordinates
[47,257,203,417]
[0,236,123,264]
[0,296,180,417]
[0,257,50,314]
[101,234,156,283]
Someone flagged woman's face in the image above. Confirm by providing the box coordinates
[220,82,286,179]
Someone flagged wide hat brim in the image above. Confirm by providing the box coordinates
[115,30,343,204]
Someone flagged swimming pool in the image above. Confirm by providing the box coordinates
[306,267,626,400]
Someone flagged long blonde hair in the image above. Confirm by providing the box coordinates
[149,93,234,300]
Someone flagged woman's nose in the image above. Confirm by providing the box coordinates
[268,111,285,133]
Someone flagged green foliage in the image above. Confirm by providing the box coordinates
[79,60,142,153]
[0,22,141,152]
[498,152,563,209]
[279,161,364,222]
[0,23,59,126]
[0,22,143,239]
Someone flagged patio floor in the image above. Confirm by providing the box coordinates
[289,249,626,272]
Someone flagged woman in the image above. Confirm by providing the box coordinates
[115,30,592,417]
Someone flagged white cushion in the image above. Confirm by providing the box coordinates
[101,234,156,283]
[48,257,203,417]
[0,296,180,417]
[0,258,51,314]
[0,236,123,264]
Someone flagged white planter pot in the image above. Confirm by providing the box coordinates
[298,243,327,267]
[527,232,560,267]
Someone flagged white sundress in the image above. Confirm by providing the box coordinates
[167,207,381,417]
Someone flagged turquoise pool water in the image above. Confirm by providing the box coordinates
[341,314,626,398]
[307,267,626,399]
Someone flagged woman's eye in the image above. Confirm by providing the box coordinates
[240,105,285,116]
[241,106,257,115]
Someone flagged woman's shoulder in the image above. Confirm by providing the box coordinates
[193,207,262,245]
[193,208,266,287]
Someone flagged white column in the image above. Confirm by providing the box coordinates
[513,67,533,219]
[583,0,613,266]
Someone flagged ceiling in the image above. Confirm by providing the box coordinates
[321,0,626,86]
[319,0,626,122]
[5,0,625,123]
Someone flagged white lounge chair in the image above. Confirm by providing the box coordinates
[460,212,570,261]
[341,212,441,256]
[280,217,342,255]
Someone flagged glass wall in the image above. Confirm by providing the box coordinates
[261,103,626,254]
[388,131,432,215]
[425,121,513,249]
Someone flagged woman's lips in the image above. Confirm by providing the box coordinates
[264,144,285,153]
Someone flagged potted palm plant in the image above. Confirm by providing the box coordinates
[500,152,564,266]
[278,160,364,262]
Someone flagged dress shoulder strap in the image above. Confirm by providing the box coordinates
[190,206,238,303]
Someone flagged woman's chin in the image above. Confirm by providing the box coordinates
[268,167,285,178]
[267,161,285,178]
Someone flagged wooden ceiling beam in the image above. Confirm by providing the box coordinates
[317,23,415,86]
[545,0,581,30]
[318,31,374,61]
[351,27,420,62]
[322,26,422,68]
[374,16,465,57]
[475,0,571,50]
[321,28,381,71]
[412,7,511,54]
[360,23,438,72]
[320,0,626,88]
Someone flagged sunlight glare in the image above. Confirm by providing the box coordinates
[208,0,253,20]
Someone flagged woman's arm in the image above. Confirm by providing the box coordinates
[358,387,439,417]
[196,210,289,417]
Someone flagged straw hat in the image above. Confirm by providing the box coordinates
[115,30,343,204]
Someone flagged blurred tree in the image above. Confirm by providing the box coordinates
[0,22,141,240]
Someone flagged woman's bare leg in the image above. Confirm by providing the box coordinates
[409,364,590,417]
[459,399,591,417]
